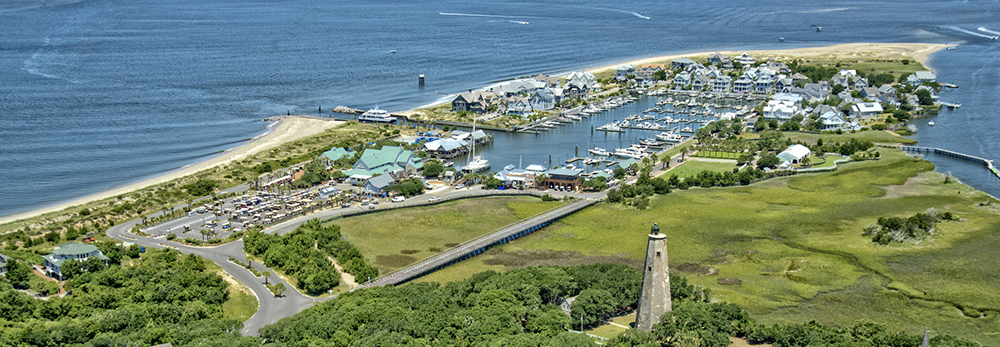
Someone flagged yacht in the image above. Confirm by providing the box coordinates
[589,147,610,156]
[656,132,684,143]
[462,156,491,173]
[928,121,935,126]
[357,106,396,123]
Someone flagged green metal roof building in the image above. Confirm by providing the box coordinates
[43,242,109,280]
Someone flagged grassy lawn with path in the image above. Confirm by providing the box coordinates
[421,149,1000,345]
[326,196,565,274]
[669,159,738,179]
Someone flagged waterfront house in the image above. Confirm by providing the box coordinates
[879,93,900,107]
[506,96,534,116]
[534,74,560,88]
[707,53,730,65]
[43,242,109,280]
[423,138,468,158]
[713,75,732,93]
[452,91,498,114]
[565,83,589,99]
[692,74,711,91]
[772,93,804,107]
[735,52,755,66]
[542,168,583,191]
[850,102,884,120]
[530,89,556,110]
[754,73,774,94]
[732,75,754,94]
[364,174,395,195]
[907,71,937,84]
[673,72,692,88]
[495,80,545,97]
[615,64,636,79]
[764,61,790,73]
[566,71,598,89]
[671,58,697,70]
[635,64,666,84]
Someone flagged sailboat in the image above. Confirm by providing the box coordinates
[462,116,490,173]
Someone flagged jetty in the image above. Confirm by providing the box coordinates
[359,198,596,287]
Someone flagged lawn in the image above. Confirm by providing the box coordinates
[422,149,1000,345]
[667,159,738,179]
[692,151,743,160]
[205,260,259,322]
[326,196,565,273]
[782,130,916,145]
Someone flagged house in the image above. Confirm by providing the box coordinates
[345,146,421,178]
[818,111,848,131]
[733,75,754,93]
[495,80,545,97]
[615,64,636,79]
[774,78,793,93]
[790,73,809,84]
[530,89,557,110]
[735,52,755,66]
[534,74,560,88]
[494,168,538,188]
[506,96,533,116]
[878,84,896,95]
[707,53,730,65]
[451,91,497,114]
[363,174,395,195]
[772,93,804,107]
[43,243,109,280]
[566,71,598,89]
[777,144,812,168]
[542,168,583,191]
[852,78,869,90]
[810,104,837,116]
[831,74,849,87]
[692,74,711,91]
[713,75,732,93]
[0,254,7,276]
[423,138,468,158]
[879,93,900,106]
[907,71,937,84]
[764,61,790,73]
[322,147,353,162]
[762,100,798,122]
[789,82,830,102]
[673,72,692,88]
[860,87,881,100]
[850,102,884,120]
[635,64,666,83]
[754,73,774,94]
[671,58,697,70]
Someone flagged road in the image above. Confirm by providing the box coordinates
[106,219,328,336]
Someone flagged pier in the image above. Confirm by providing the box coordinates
[899,145,999,180]
[359,198,596,288]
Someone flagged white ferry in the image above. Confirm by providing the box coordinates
[357,106,396,123]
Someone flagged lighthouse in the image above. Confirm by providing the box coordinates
[635,222,672,332]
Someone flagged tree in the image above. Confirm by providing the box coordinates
[4,259,31,287]
[757,153,780,170]
[571,289,616,327]
[831,84,845,95]
[273,283,286,297]
[62,259,84,280]
[263,271,271,285]
[613,167,626,179]
[423,160,444,177]
[915,89,934,105]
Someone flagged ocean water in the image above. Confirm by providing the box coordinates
[2,0,1000,216]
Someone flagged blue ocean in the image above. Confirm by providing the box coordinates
[2,0,999,216]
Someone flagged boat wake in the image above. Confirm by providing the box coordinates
[977,27,1000,36]
[508,20,529,25]
[440,12,522,19]
[943,26,998,40]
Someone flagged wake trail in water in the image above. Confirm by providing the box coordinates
[978,27,1000,36]
[944,26,998,40]
[591,7,650,19]
[440,12,522,19]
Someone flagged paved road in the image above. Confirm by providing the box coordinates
[106,219,328,336]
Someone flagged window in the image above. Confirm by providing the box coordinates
[656,252,661,259]
[647,266,652,272]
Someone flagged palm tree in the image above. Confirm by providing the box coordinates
[263,271,271,285]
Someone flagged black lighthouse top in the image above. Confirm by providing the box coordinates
[651,223,660,235]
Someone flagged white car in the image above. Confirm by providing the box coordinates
[428,196,441,202]
[392,196,405,203]
[456,184,465,189]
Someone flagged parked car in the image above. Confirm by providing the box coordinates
[428,196,441,202]
[392,196,405,203]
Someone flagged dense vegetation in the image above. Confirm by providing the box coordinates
[863,209,953,245]
[0,249,258,347]
[244,219,377,294]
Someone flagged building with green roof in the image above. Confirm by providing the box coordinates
[43,242,108,280]
[344,146,422,183]
[322,147,353,162]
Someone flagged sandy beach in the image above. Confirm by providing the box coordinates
[0,116,344,225]
[586,42,950,74]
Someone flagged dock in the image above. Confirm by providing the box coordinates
[899,145,999,180]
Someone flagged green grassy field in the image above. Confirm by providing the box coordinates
[423,149,1000,345]
[692,151,743,160]
[783,130,917,145]
[205,261,259,322]
[326,196,565,273]
[668,159,738,179]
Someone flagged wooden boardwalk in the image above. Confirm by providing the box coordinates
[899,145,999,180]
[359,198,596,288]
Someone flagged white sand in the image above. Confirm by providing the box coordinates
[586,42,951,74]
[0,116,344,225]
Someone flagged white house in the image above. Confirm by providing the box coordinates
[615,64,635,79]
[818,111,848,131]
[850,102,884,120]
[762,100,798,122]
[777,144,812,168]
[43,243,109,280]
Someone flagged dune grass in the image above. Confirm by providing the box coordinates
[326,196,564,273]
[424,149,1000,345]
[783,130,917,145]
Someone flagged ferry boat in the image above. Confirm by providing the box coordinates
[357,106,396,123]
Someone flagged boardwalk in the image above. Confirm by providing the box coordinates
[899,145,999,180]
[360,198,596,288]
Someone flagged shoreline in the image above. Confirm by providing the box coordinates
[1,42,954,225]
[0,116,345,225]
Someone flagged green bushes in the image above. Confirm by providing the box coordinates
[864,209,947,245]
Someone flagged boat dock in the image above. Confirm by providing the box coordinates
[900,145,999,180]
[940,102,962,109]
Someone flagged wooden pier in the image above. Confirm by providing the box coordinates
[899,145,1000,180]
